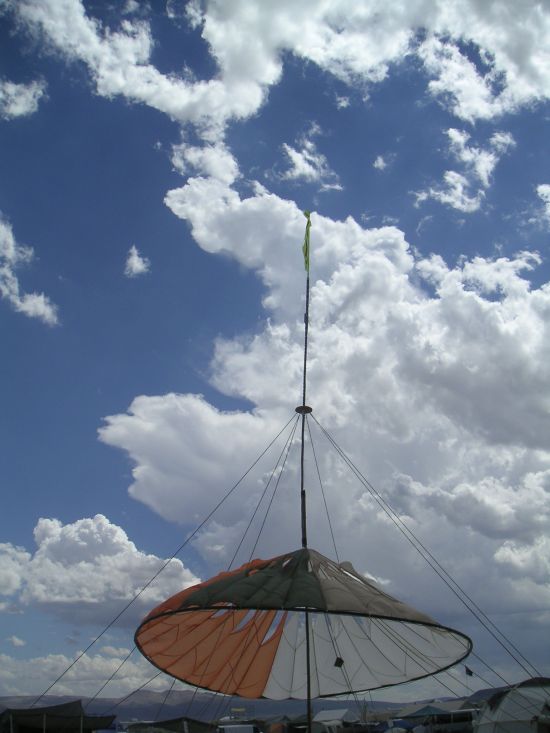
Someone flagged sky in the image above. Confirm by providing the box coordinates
[1,0,550,707]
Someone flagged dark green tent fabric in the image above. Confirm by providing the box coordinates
[0,701,115,733]
[160,548,435,623]
[136,547,472,699]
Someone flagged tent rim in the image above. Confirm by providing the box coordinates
[134,609,473,700]
[136,603,475,637]
[135,603,473,628]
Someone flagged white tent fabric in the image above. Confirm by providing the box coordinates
[136,548,472,699]
[476,680,550,733]
[261,611,470,699]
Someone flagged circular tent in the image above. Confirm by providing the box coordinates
[135,547,472,699]
[476,678,550,733]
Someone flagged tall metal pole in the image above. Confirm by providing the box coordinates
[295,211,313,733]
[300,268,310,549]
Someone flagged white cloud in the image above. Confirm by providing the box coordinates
[9,0,550,686]
[124,245,150,278]
[534,184,550,227]
[0,78,46,119]
[5,635,25,648]
[0,218,58,325]
[101,179,550,682]
[170,140,239,184]
[448,128,515,187]
[13,0,282,138]
[281,126,342,191]
[99,645,130,656]
[418,36,505,122]
[373,155,387,171]
[416,128,515,212]
[495,535,550,584]
[416,170,484,213]
[99,394,286,528]
[0,544,30,596]
[14,0,550,144]
[0,515,200,628]
[417,4,550,121]
[0,649,176,697]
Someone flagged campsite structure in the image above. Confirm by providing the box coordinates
[0,701,114,733]
[134,214,472,731]
[475,678,550,733]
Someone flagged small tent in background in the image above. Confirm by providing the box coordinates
[475,679,550,733]
[0,701,115,733]
[126,716,215,733]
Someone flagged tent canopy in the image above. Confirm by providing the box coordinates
[0,701,115,733]
[136,548,472,699]
[476,679,550,733]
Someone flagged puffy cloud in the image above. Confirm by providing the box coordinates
[0,78,46,119]
[495,535,550,584]
[373,155,387,171]
[102,176,550,671]
[417,4,550,121]
[535,184,550,227]
[9,0,550,686]
[124,245,150,278]
[418,36,505,122]
[5,635,25,647]
[11,0,550,145]
[0,649,175,696]
[447,128,515,187]
[99,394,287,527]
[12,0,280,138]
[415,128,515,212]
[416,171,482,213]
[0,544,30,596]
[0,217,59,325]
[280,125,342,191]
[0,515,200,627]
[170,140,239,184]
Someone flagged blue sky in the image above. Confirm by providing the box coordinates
[1,0,550,703]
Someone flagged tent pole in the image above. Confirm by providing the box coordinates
[299,268,310,550]
[297,266,312,733]
[305,608,312,733]
[299,213,312,733]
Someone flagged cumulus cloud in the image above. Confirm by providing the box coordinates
[0,544,30,596]
[416,128,515,212]
[12,0,550,146]
[495,535,550,584]
[335,95,350,109]
[9,0,550,686]
[0,515,199,628]
[0,648,175,697]
[5,635,25,648]
[280,125,342,191]
[124,245,150,278]
[170,140,239,184]
[99,394,288,530]
[534,184,550,227]
[101,176,550,677]
[418,36,505,122]
[0,78,46,119]
[0,218,58,325]
[373,155,387,171]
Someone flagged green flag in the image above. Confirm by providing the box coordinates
[302,210,311,272]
